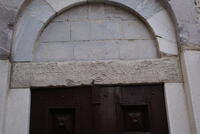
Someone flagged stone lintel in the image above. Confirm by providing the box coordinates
[11,58,183,88]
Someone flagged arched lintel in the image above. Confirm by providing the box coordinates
[12,0,178,62]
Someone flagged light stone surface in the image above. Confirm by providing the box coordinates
[34,4,158,62]
[91,0,164,19]
[24,0,56,23]
[119,40,158,59]
[11,57,182,88]
[11,1,180,61]
[12,14,43,61]
[40,22,70,42]
[33,42,74,62]
[0,60,10,134]
[74,41,119,60]
[33,40,158,62]
[157,38,178,56]
[148,10,177,43]
[164,83,192,134]
[4,88,30,134]
[182,50,200,134]
[0,3,17,58]
[45,0,86,12]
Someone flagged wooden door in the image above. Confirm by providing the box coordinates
[30,84,169,134]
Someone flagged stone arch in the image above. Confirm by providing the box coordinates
[33,3,159,62]
[12,0,178,61]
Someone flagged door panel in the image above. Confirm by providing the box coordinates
[30,87,93,134]
[116,85,169,134]
[93,87,118,134]
[30,85,169,134]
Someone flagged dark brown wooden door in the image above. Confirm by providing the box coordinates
[30,84,169,134]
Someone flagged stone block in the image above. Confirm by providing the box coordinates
[24,0,56,23]
[53,13,67,22]
[40,22,70,42]
[89,3,104,20]
[134,0,163,19]
[45,0,86,12]
[33,42,74,62]
[121,20,153,40]
[148,10,177,43]
[13,15,43,61]
[4,89,31,134]
[11,57,183,88]
[112,0,163,19]
[164,83,192,134]
[90,20,122,40]
[0,5,17,59]
[0,30,10,59]
[67,4,89,21]
[104,4,137,21]
[71,21,91,41]
[0,4,17,29]
[0,0,25,10]
[0,60,10,134]
[119,40,158,60]
[182,50,200,134]
[74,40,119,60]
[0,48,9,59]
[158,38,178,56]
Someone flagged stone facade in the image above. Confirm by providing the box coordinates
[0,0,200,134]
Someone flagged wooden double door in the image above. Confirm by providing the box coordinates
[30,84,169,134]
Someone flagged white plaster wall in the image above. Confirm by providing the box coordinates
[0,60,10,134]
[4,89,31,134]
[164,83,192,134]
[182,50,200,134]
[33,3,158,62]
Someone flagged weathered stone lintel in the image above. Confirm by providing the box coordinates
[11,58,183,88]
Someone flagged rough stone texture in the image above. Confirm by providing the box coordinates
[0,60,10,134]
[0,3,18,58]
[34,4,158,62]
[167,0,200,46]
[4,89,30,134]
[11,57,182,88]
[0,0,25,10]
[164,83,192,134]
[182,50,200,134]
